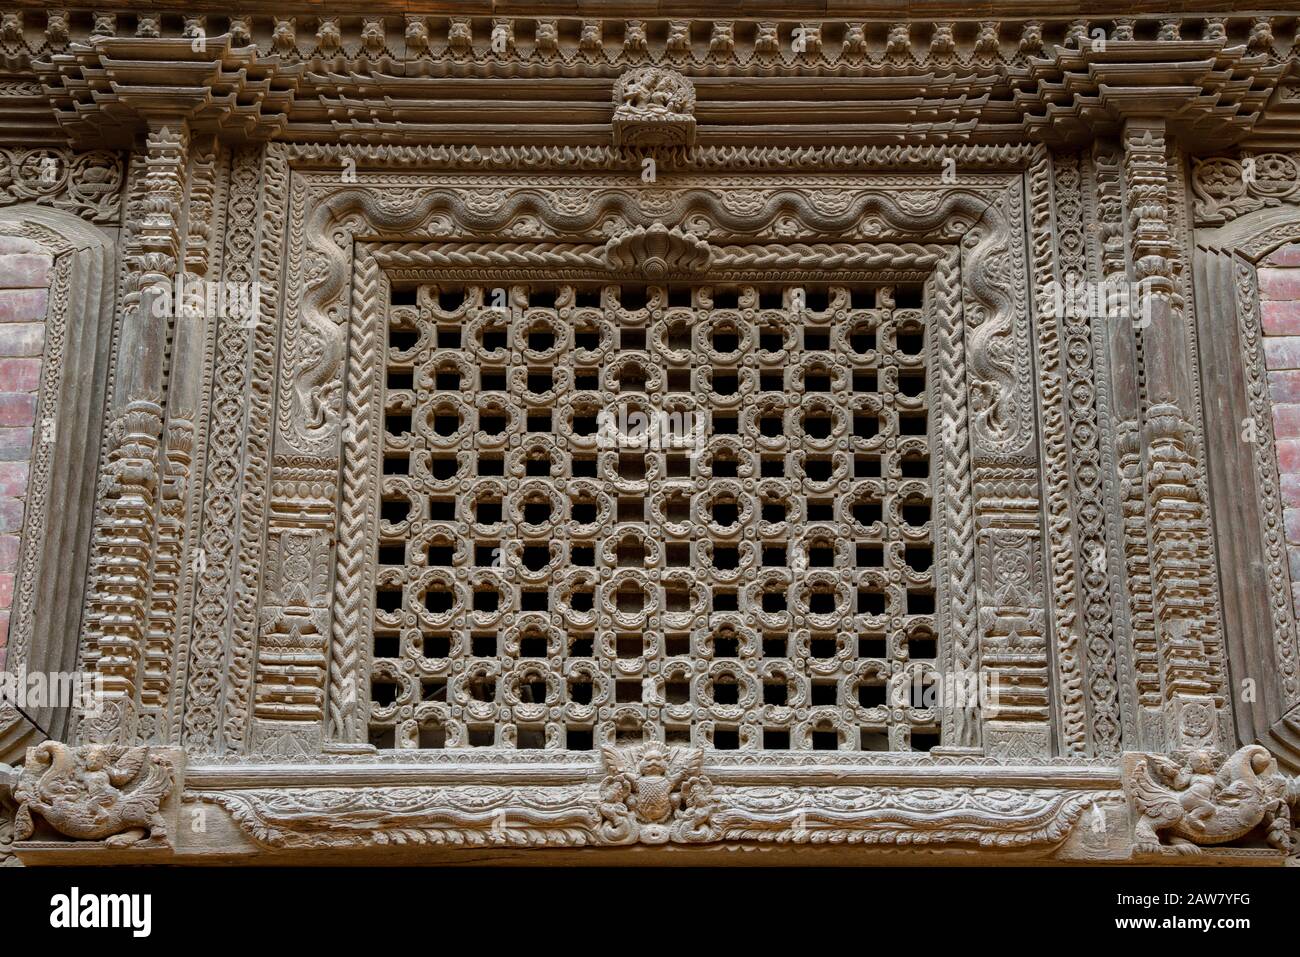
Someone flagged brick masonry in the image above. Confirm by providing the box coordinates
[0,234,50,670]
[1260,242,1300,618]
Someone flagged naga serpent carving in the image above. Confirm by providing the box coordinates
[290,179,1016,456]
[961,203,1025,458]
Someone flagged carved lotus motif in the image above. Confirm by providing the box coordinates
[603,223,713,279]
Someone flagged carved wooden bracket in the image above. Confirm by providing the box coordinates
[36,34,299,149]
[1011,39,1284,150]
[7,743,183,862]
[1123,745,1298,861]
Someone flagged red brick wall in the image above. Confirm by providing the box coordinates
[0,235,51,670]
[1261,243,1300,616]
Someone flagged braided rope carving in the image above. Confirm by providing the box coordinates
[931,249,979,748]
[329,246,383,741]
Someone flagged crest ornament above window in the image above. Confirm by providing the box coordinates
[602,222,713,278]
[612,66,696,148]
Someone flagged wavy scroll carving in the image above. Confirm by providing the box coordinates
[188,775,1100,852]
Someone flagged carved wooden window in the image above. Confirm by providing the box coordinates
[366,281,939,751]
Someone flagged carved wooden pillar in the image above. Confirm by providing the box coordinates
[79,118,190,745]
[1119,117,1226,751]
[149,136,226,744]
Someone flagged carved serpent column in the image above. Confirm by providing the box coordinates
[961,183,1052,759]
[252,184,446,754]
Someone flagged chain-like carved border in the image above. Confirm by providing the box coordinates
[1234,256,1300,705]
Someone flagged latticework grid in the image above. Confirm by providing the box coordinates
[367,282,940,751]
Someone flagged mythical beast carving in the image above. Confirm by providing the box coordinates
[11,742,173,846]
[598,744,717,844]
[1125,745,1297,857]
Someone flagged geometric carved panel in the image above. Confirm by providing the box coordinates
[367,281,940,752]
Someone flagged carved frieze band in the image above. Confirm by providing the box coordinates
[3,11,1296,76]
[184,746,1107,851]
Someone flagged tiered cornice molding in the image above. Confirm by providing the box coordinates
[1010,38,1286,150]
[0,10,1294,149]
[36,34,299,148]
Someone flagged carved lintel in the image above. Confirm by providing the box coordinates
[186,770,1108,855]
[1123,745,1297,859]
[611,67,696,149]
[10,743,179,851]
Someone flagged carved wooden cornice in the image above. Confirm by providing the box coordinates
[0,10,1298,148]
